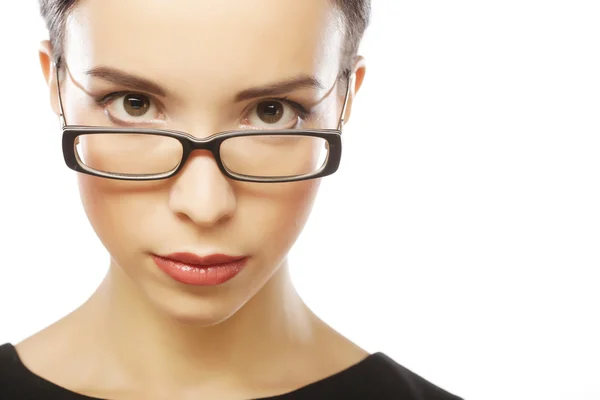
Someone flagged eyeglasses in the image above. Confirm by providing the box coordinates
[54,58,352,183]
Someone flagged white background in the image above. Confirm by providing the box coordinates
[1,2,599,399]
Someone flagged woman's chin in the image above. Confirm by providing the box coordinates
[150,294,242,327]
[134,277,254,327]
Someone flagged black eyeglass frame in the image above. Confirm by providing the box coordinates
[54,57,352,183]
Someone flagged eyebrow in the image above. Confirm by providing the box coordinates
[84,66,324,101]
[85,66,169,97]
[234,75,325,102]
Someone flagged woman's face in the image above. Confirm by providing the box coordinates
[46,0,362,324]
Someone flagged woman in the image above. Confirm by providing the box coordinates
[0,0,462,398]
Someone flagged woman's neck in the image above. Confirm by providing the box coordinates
[76,258,323,389]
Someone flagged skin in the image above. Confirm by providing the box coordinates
[17,0,366,398]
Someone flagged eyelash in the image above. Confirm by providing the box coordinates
[93,91,313,123]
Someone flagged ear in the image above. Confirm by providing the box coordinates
[39,40,61,117]
[341,55,367,125]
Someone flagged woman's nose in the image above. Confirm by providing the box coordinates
[167,150,237,227]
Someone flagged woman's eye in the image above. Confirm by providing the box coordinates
[122,94,150,116]
[246,100,300,129]
[105,93,161,124]
[257,101,284,123]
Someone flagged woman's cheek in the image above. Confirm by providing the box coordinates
[240,179,321,255]
[77,176,160,251]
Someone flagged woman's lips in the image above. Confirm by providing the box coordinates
[152,253,248,286]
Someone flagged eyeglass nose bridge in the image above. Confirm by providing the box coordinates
[180,132,222,154]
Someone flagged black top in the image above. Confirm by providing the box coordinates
[0,343,462,399]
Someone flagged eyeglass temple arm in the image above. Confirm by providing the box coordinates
[337,72,353,131]
[54,57,67,128]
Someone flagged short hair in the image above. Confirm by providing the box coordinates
[38,0,370,78]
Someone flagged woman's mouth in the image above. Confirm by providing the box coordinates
[151,252,248,286]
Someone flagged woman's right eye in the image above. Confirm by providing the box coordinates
[101,93,163,125]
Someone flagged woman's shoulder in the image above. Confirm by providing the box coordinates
[289,350,464,400]
[0,321,92,399]
[356,352,463,399]
[0,342,54,398]
[0,342,19,369]
[0,342,99,400]
[300,330,463,400]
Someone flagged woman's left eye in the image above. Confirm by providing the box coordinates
[120,94,152,117]
[101,93,163,125]
[244,100,307,129]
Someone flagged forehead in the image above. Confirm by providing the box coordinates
[64,0,343,89]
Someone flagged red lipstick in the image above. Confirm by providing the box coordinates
[152,252,247,286]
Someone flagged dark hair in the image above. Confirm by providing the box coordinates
[39,0,370,77]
